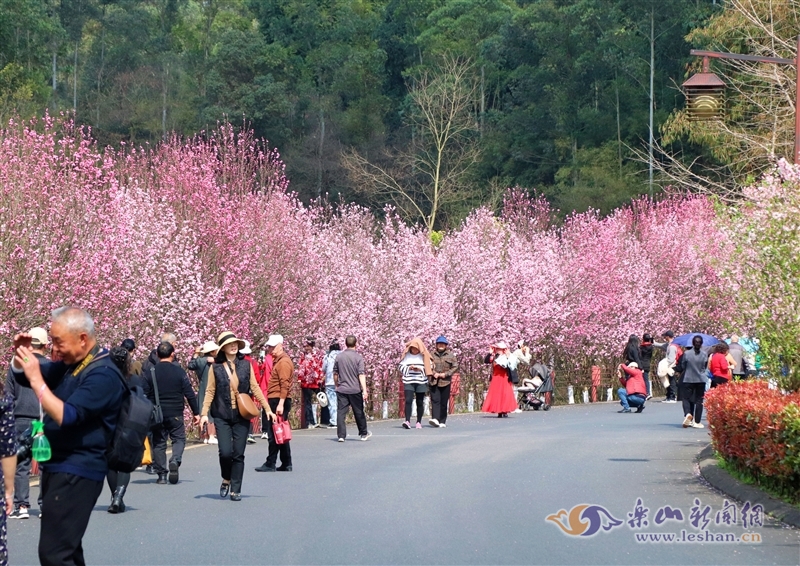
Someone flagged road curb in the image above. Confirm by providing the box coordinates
[697,444,800,528]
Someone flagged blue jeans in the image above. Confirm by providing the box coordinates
[325,384,337,425]
[618,388,645,410]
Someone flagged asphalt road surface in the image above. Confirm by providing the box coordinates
[7,401,800,565]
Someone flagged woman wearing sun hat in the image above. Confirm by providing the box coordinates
[200,332,273,501]
[482,341,519,417]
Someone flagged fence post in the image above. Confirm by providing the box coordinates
[468,392,474,412]
[382,400,388,419]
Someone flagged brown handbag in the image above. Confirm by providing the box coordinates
[225,362,261,420]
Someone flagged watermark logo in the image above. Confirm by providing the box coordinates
[545,504,623,537]
[546,499,763,544]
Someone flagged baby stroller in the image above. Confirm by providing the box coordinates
[518,363,553,411]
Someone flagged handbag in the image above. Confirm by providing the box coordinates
[149,368,164,427]
[507,366,519,384]
[272,416,292,445]
[224,362,260,420]
[141,437,152,466]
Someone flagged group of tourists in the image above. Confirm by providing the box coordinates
[617,331,750,428]
[0,308,379,565]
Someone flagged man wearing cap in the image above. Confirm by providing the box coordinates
[654,331,680,403]
[296,337,324,429]
[6,327,49,519]
[617,362,647,413]
[189,341,220,444]
[428,336,458,428]
[256,335,294,472]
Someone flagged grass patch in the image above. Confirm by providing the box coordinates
[715,453,800,507]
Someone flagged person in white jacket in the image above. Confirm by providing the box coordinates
[653,331,680,403]
[321,342,341,429]
[510,341,531,413]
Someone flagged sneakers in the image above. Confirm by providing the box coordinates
[156,474,167,484]
[429,418,440,428]
[618,408,632,413]
[664,399,677,403]
[10,507,29,519]
[682,414,694,428]
[255,463,276,472]
[246,435,256,444]
[338,438,345,442]
[208,436,218,445]
[402,421,411,429]
[691,422,705,429]
[261,432,269,439]
[202,438,208,444]
[360,431,372,441]
[636,405,646,413]
[646,394,653,400]
[327,424,337,429]
[168,461,179,484]
[513,408,523,414]
[439,423,447,428]
[415,422,422,429]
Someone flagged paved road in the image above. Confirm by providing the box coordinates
[7,402,800,565]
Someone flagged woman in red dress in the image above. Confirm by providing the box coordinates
[482,342,519,417]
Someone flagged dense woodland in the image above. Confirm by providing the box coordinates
[1,0,725,225]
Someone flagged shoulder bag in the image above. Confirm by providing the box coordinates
[224,361,260,420]
[149,367,164,427]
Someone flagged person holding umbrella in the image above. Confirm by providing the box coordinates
[675,335,709,429]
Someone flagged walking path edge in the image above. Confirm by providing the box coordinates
[697,443,800,528]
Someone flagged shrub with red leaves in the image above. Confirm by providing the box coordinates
[705,380,800,488]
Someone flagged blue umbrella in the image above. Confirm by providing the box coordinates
[672,333,720,348]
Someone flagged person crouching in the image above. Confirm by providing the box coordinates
[617,362,647,414]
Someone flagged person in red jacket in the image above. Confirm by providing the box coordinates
[708,342,732,388]
[240,341,261,444]
[617,362,647,413]
[296,336,324,428]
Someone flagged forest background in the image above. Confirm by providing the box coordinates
[0,0,734,225]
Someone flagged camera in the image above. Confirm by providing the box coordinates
[17,430,33,460]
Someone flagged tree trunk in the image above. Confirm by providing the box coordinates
[616,77,622,176]
[73,40,78,115]
[317,107,325,198]
[480,65,485,136]
[648,5,655,198]
[162,62,169,140]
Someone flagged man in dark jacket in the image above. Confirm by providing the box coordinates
[6,327,49,519]
[639,333,654,400]
[145,341,200,485]
[429,335,458,428]
[11,307,126,566]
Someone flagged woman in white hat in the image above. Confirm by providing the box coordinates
[189,341,220,444]
[199,332,273,501]
[482,342,519,417]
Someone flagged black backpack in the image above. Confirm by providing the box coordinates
[107,371,156,473]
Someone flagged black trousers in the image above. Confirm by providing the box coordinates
[260,407,271,433]
[105,470,130,493]
[302,387,318,427]
[337,392,368,439]
[265,398,292,468]
[39,472,103,566]
[14,417,33,508]
[152,415,186,475]
[214,416,250,493]
[404,390,425,423]
[430,383,451,423]
[681,382,706,423]
[665,374,677,400]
